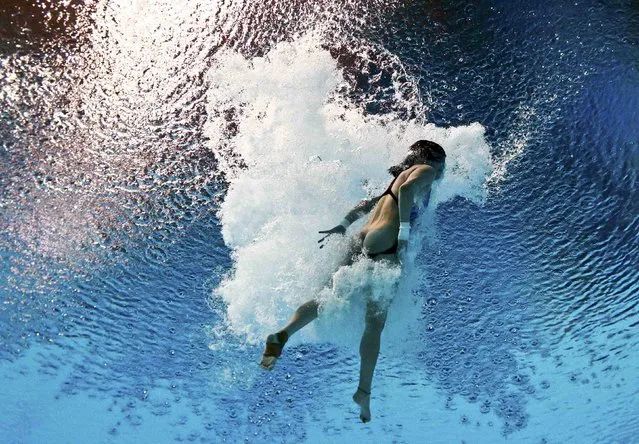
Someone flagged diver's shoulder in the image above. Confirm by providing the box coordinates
[407,164,437,178]
[394,165,437,188]
[398,164,427,177]
[415,163,437,171]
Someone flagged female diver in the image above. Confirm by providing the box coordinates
[259,140,446,422]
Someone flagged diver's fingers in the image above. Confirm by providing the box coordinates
[317,234,330,243]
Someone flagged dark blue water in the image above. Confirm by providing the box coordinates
[1,1,637,443]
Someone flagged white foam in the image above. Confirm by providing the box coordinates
[206,35,493,348]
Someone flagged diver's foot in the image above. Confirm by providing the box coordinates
[259,331,288,370]
[352,387,371,423]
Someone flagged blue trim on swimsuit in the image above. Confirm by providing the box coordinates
[410,190,430,223]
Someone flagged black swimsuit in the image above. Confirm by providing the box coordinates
[380,176,399,203]
[366,177,400,258]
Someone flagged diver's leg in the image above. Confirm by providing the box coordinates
[359,300,388,392]
[261,235,362,370]
[260,299,319,370]
[280,234,361,337]
[281,299,319,336]
[353,300,388,422]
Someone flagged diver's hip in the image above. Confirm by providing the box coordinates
[358,225,398,254]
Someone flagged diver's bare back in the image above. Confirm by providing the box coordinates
[359,165,435,254]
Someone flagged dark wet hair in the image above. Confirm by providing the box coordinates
[388,140,446,177]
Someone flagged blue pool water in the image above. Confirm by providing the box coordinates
[1,1,638,443]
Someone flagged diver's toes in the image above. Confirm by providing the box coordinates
[260,354,280,370]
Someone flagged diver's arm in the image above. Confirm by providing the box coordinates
[397,166,436,243]
[317,196,382,247]
[398,166,436,220]
[343,195,382,225]
[397,182,415,223]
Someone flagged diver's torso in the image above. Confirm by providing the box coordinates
[359,165,425,253]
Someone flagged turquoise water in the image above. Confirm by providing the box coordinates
[1,1,638,443]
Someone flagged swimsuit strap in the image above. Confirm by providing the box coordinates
[380,176,399,203]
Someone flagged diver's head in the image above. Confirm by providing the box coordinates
[388,140,446,178]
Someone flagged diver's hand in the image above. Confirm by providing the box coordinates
[317,225,346,248]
